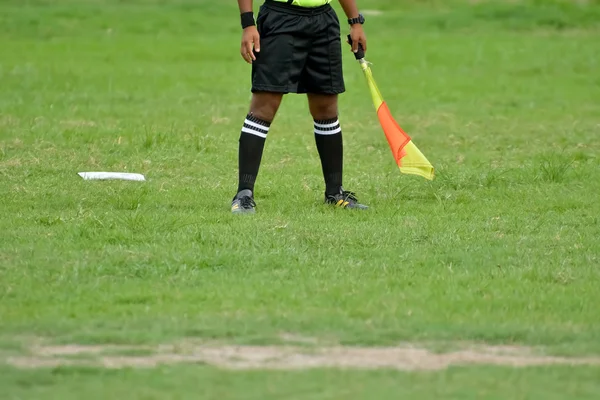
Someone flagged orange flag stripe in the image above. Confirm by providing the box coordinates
[376,101,411,163]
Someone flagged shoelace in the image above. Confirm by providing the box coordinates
[341,191,358,202]
[239,196,256,209]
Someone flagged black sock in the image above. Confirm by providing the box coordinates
[237,114,271,194]
[314,117,343,196]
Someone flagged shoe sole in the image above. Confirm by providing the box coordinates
[325,202,369,210]
[231,208,256,214]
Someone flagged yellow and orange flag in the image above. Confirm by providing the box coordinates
[352,42,435,180]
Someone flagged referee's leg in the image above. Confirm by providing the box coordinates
[236,91,282,195]
[308,93,367,209]
[308,93,338,121]
[308,94,344,196]
[250,92,283,123]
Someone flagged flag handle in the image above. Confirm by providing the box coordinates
[346,35,365,61]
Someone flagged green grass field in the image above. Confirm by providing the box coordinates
[1,0,600,398]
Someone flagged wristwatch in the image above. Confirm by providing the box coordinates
[348,13,365,26]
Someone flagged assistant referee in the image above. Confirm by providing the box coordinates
[232,0,368,213]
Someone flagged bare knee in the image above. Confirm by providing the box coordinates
[249,92,283,122]
[308,94,338,120]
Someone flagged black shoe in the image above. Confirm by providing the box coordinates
[231,189,256,214]
[325,188,368,210]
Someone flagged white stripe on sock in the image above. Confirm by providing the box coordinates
[314,127,342,135]
[314,120,340,129]
[242,127,268,138]
[244,119,270,132]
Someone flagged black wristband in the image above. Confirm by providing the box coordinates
[241,12,255,29]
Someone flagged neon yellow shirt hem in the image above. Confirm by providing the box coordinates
[270,0,332,8]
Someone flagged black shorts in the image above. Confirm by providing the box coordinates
[251,1,345,95]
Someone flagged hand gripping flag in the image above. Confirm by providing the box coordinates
[348,36,435,180]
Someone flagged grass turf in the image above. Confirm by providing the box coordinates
[2,364,600,400]
[1,0,599,398]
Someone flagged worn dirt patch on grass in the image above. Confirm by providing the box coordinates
[5,340,600,371]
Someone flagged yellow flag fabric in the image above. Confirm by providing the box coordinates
[360,61,435,180]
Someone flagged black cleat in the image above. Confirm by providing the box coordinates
[231,189,256,214]
[325,188,368,210]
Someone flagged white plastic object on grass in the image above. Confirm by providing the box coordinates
[77,172,146,181]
